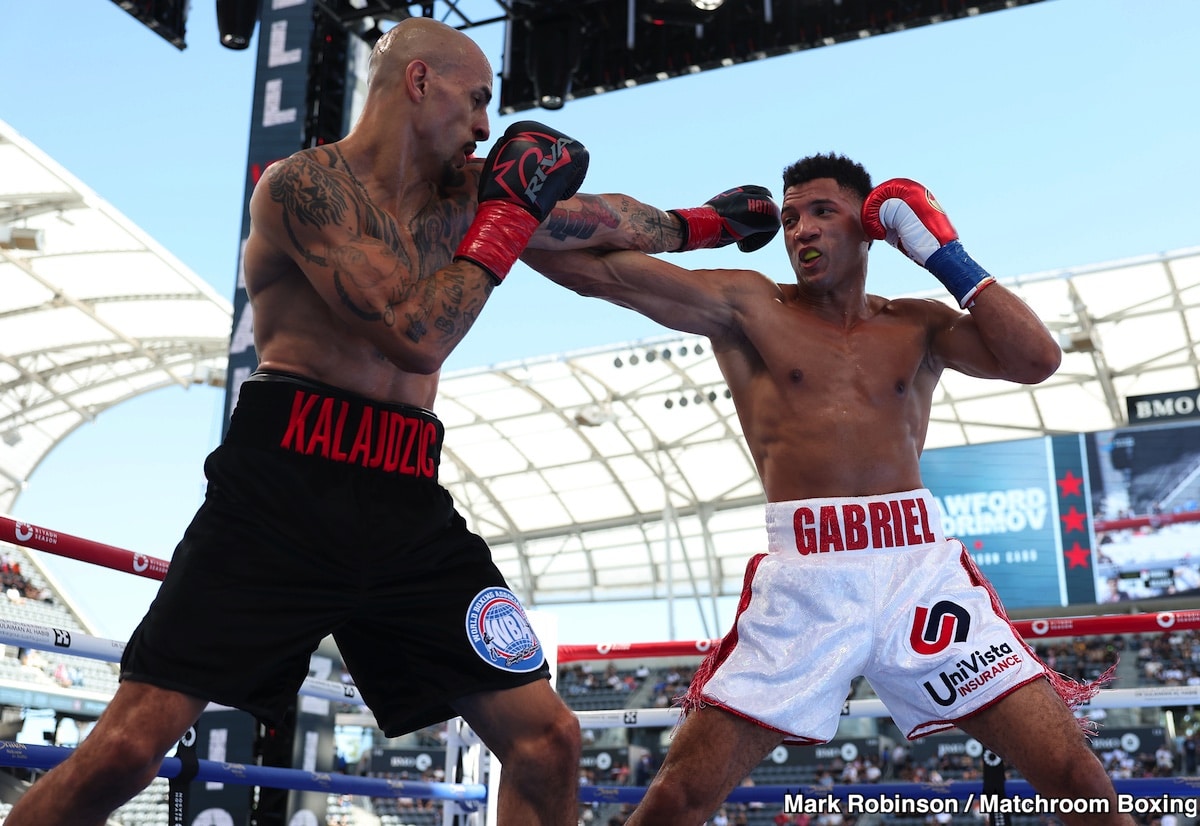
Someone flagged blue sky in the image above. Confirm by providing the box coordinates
[1,0,1198,645]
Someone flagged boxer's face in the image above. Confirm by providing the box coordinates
[781,178,869,285]
[427,60,493,169]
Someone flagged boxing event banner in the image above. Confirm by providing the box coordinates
[920,417,1200,609]
[920,436,1072,609]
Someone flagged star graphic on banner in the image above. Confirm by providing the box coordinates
[1064,542,1091,568]
[1057,469,1084,498]
[1060,505,1088,533]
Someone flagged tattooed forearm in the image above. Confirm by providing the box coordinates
[438,274,466,326]
[438,303,482,341]
[617,196,685,252]
[404,312,429,343]
[538,194,686,253]
[418,269,491,345]
[543,197,620,242]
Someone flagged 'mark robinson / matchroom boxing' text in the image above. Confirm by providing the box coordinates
[783,793,1197,818]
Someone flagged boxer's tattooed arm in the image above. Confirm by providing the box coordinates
[402,192,491,345]
[397,263,488,345]
[329,242,405,327]
[268,157,348,267]
[615,196,687,252]
[541,194,686,252]
[270,154,491,347]
[327,232,421,330]
[542,197,620,243]
[270,148,403,261]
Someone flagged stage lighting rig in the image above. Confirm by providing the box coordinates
[110,0,188,49]
[500,0,1049,114]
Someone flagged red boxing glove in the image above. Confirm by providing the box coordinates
[861,178,994,308]
[861,178,957,265]
[455,121,590,284]
[670,185,781,253]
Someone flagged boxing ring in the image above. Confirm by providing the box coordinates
[3,514,1200,826]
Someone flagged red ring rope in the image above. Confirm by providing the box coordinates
[1,515,168,580]
[5,514,1197,660]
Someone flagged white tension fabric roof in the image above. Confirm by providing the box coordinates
[0,119,233,513]
[3,118,1200,620]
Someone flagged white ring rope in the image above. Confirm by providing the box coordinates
[4,619,1200,720]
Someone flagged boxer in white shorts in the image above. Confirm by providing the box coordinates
[685,489,1053,742]
[526,153,1134,824]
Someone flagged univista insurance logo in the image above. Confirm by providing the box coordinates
[921,642,1024,707]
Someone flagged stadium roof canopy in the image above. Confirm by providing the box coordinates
[3,118,1199,629]
[0,119,232,514]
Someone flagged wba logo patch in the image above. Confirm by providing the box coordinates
[465,587,544,673]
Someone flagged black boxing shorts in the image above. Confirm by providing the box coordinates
[120,369,550,736]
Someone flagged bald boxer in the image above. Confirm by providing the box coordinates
[523,153,1133,825]
[2,18,779,826]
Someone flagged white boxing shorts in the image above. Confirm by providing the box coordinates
[682,488,1052,742]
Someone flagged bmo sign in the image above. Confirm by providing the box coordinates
[1127,389,1200,423]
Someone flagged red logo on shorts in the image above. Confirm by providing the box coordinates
[909,600,971,655]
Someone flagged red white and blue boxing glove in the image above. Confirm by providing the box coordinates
[669,185,781,253]
[861,178,996,308]
[455,120,590,284]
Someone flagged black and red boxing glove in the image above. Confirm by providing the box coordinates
[861,178,995,308]
[669,185,781,253]
[455,120,590,284]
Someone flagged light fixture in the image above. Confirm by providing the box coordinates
[0,226,44,251]
[527,13,581,110]
[1058,329,1099,354]
[216,0,260,50]
[574,403,615,427]
[642,0,725,26]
